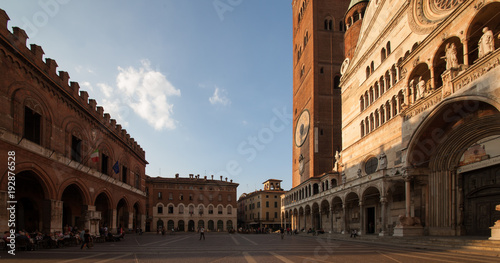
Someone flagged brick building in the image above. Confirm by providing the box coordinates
[238,179,286,231]
[0,9,148,235]
[146,174,238,232]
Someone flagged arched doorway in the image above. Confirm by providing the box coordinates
[208,220,214,231]
[178,220,185,232]
[61,184,85,230]
[331,197,343,233]
[217,220,223,231]
[407,99,500,236]
[362,187,380,234]
[95,192,111,229]
[226,220,233,231]
[167,220,175,231]
[157,219,164,231]
[15,171,46,232]
[116,198,129,232]
[133,202,141,231]
[188,220,195,232]
[345,192,360,232]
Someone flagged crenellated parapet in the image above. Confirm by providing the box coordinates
[0,8,146,160]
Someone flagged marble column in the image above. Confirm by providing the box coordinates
[379,197,388,236]
[359,201,364,235]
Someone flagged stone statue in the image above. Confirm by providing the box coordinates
[378,152,387,170]
[478,27,494,59]
[444,43,459,69]
[398,215,422,226]
[341,172,346,184]
[357,168,362,178]
[417,77,426,99]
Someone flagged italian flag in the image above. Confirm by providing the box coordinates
[90,149,99,162]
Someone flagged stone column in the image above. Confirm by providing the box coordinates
[128,212,134,231]
[379,197,388,236]
[343,204,348,234]
[463,39,469,66]
[44,199,63,234]
[359,201,364,235]
[110,209,117,233]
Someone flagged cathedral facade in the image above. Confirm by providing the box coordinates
[0,9,148,235]
[283,0,500,237]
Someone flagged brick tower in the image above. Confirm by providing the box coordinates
[292,0,350,188]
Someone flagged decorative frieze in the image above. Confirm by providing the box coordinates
[404,92,442,121]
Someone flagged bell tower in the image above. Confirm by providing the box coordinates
[292,0,350,187]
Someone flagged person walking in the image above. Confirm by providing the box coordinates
[280,227,284,240]
[80,229,91,249]
[199,227,205,240]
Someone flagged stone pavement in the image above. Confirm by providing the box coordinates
[1,232,499,262]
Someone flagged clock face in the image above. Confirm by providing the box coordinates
[295,109,310,147]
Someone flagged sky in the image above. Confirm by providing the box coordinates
[1,0,293,197]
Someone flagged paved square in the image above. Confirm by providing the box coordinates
[1,233,498,262]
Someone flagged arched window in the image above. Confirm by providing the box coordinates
[398,90,404,112]
[385,101,391,120]
[370,61,374,74]
[361,121,365,137]
[365,117,370,135]
[227,206,232,215]
[218,206,223,215]
[370,113,374,131]
[381,47,387,61]
[366,66,371,79]
[392,96,398,116]
[168,204,174,214]
[374,82,379,99]
[385,71,391,89]
[380,76,385,94]
[387,42,391,55]
[369,87,374,103]
[179,205,184,214]
[375,110,380,128]
[208,205,214,214]
[364,92,369,107]
[360,96,365,111]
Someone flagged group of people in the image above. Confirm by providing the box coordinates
[1,227,85,251]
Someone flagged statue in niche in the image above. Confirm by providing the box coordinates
[357,168,362,178]
[378,152,387,170]
[443,43,459,69]
[417,77,426,99]
[478,27,494,59]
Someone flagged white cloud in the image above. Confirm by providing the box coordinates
[79,81,94,92]
[92,59,181,131]
[209,87,231,106]
[116,60,181,131]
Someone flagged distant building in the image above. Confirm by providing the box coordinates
[145,174,238,232]
[238,179,286,231]
[0,9,148,235]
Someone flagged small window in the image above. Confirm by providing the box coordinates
[24,106,41,144]
[158,192,162,200]
[157,205,163,214]
[365,157,379,174]
[218,206,223,215]
[71,136,82,162]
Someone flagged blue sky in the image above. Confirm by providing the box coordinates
[2,0,293,196]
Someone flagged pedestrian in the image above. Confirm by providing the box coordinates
[80,229,91,249]
[280,227,284,240]
[199,227,205,240]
